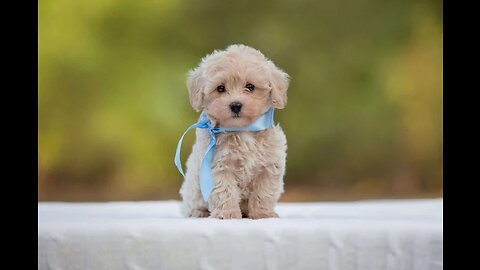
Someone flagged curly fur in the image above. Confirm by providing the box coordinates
[179,44,289,219]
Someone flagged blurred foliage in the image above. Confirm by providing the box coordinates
[38,0,442,201]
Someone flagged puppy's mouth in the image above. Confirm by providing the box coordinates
[232,113,241,119]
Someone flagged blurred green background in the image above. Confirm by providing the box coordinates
[38,0,442,202]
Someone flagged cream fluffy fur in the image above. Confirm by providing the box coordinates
[179,44,289,219]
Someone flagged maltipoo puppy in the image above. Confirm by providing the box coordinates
[176,44,289,219]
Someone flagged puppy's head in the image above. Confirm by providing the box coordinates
[187,44,289,128]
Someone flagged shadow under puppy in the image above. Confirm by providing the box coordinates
[179,44,289,219]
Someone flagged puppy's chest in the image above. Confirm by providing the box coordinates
[214,131,270,176]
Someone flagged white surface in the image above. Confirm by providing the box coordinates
[38,199,443,270]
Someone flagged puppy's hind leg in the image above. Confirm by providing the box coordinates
[180,172,209,218]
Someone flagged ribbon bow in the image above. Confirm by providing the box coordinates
[174,107,275,201]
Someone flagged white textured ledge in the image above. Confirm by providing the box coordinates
[38,199,443,270]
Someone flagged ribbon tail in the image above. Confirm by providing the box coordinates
[199,134,217,202]
[174,124,197,177]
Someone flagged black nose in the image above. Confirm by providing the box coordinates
[229,102,242,114]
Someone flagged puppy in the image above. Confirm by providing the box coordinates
[179,44,289,219]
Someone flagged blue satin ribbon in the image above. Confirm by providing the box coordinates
[175,107,275,202]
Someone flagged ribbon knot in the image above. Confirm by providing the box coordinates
[175,107,275,202]
[210,128,221,134]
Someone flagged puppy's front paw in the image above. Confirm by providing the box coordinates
[186,209,210,218]
[249,210,279,219]
[211,209,242,219]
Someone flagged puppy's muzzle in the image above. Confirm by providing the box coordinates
[229,101,242,114]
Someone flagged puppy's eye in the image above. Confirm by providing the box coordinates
[245,83,255,92]
[217,85,225,93]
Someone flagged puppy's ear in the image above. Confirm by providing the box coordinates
[187,67,205,112]
[269,63,290,109]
